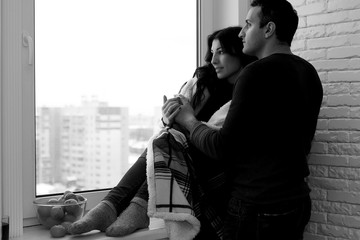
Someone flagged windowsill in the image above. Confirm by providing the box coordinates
[13,218,168,240]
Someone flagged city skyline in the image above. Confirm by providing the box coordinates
[36,99,159,195]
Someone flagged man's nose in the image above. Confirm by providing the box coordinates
[238,29,244,38]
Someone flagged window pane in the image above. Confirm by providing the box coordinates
[35,0,196,196]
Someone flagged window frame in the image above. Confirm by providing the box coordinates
[10,0,213,227]
[2,0,249,233]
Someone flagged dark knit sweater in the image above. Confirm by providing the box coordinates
[189,54,323,204]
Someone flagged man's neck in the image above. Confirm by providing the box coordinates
[258,42,292,59]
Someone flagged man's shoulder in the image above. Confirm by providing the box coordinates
[247,53,314,70]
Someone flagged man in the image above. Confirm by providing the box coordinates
[163,0,323,239]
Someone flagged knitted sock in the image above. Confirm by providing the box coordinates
[69,201,117,234]
[105,197,150,237]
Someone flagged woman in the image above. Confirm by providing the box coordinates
[70,26,256,239]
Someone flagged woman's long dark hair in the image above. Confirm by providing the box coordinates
[191,26,256,109]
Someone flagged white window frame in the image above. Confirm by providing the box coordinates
[1,0,248,235]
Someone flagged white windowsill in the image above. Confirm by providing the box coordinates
[13,218,168,240]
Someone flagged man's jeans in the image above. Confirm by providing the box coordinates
[223,195,311,240]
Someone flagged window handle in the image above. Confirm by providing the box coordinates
[22,32,34,65]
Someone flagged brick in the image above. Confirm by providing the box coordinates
[350,108,360,118]
[327,95,360,107]
[295,26,326,39]
[306,0,322,4]
[328,0,360,12]
[349,59,360,70]
[308,10,360,27]
[310,188,327,200]
[296,2,326,16]
[351,83,360,94]
[321,96,329,107]
[316,119,328,130]
[318,97,328,108]
[329,167,360,180]
[350,132,360,143]
[318,223,350,238]
[350,230,360,240]
[328,237,344,240]
[312,200,354,215]
[328,71,360,82]
[314,130,349,142]
[291,0,306,7]
[349,9,360,22]
[327,83,344,94]
[349,203,360,216]
[326,21,360,37]
[313,59,360,72]
[298,49,326,61]
[291,39,306,51]
[349,33,360,45]
[309,176,348,190]
[303,232,327,240]
[329,143,360,155]
[298,16,307,28]
[349,156,360,167]
[308,35,348,49]
[327,214,344,226]
[308,154,348,166]
[349,180,360,191]
[298,50,325,61]
[328,214,360,228]
[305,222,317,234]
[328,190,360,204]
[329,119,360,130]
[317,72,327,82]
[309,164,329,176]
[319,107,350,118]
[306,223,317,234]
[311,211,327,223]
[311,142,329,154]
[328,46,360,59]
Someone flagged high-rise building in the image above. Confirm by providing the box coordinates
[36,99,129,194]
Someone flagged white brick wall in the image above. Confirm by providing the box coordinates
[289,0,360,239]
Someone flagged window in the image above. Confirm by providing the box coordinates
[4,0,240,232]
[34,0,197,196]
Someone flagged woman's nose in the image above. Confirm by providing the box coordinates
[211,54,218,64]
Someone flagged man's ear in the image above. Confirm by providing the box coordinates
[264,21,276,38]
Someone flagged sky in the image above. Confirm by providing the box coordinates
[35,0,196,115]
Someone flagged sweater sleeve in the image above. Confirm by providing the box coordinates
[189,66,254,160]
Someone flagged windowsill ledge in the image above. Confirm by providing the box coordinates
[13,218,168,240]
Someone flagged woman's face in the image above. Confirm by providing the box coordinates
[211,39,242,84]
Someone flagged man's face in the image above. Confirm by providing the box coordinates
[239,6,266,59]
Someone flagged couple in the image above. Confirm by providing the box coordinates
[70,1,323,239]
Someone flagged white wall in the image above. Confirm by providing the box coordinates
[289,0,360,239]
[198,0,250,65]
[213,0,250,30]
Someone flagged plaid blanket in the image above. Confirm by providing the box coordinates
[147,126,227,240]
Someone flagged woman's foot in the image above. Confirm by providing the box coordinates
[105,198,150,237]
[69,201,117,234]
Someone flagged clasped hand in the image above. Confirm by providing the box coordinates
[162,94,195,128]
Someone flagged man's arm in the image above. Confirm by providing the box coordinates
[175,68,254,160]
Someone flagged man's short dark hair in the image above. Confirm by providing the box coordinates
[250,0,298,46]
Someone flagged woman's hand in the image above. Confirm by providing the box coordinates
[162,95,182,127]
[174,95,197,129]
